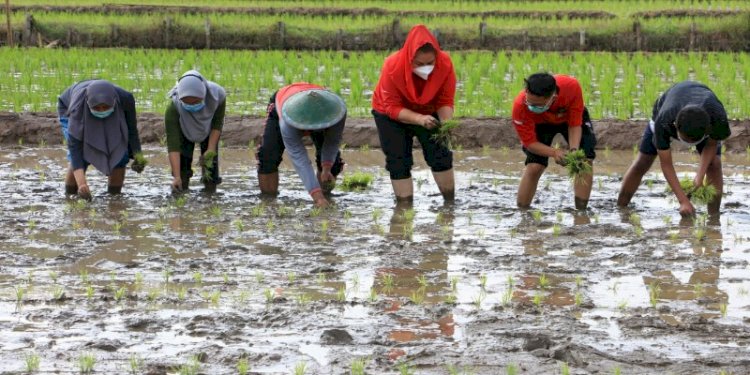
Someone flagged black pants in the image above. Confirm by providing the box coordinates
[257,92,344,176]
[181,136,221,185]
[372,110,453,180]
[523,107,596,167]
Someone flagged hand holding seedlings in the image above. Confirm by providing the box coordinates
[201,150,217,171]
[417,114,439,129]
[431,119,459,148]
[563,149,592,184]
[666,176,718,205]
[131,152,148,173]
[78,184,92,201]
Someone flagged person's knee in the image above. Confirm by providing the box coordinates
[256,148,282,174]
[426,150,453,173]
[525,163,546,178]
[387,157,413,180]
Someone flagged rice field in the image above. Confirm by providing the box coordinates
[10,0,750,15]
[1,48,748,119]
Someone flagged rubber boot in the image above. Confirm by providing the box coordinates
[391,178,414,202]
[258,172,279,196]
[432,169,455,202]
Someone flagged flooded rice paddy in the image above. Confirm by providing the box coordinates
[1,146,749,374]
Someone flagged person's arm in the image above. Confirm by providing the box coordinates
[206,100,226,153]
[68,136,90,198]
[566,80,585,149]
[320,117,345,171]
[658,149,694,216]
[122,92,141,157]
[378,68,437,128]
[435,67,456,122]
[280,120,326,205]
[164,103,183,190]
[693,139,717,187]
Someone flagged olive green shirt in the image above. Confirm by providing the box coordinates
[164,100,226,152]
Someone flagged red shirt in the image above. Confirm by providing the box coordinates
[511,75,584,147]
[372,25,456,120]
[275,82,324,112]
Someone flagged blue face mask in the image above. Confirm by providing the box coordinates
[90,108,114,119]
[181,101,205,113]
[526,94,555,114]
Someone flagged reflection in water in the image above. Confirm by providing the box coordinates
[643,223,728,319]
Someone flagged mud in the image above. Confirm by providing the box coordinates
[2,111,750,152]
[1,145,749,374]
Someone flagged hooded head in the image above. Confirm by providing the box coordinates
[387,24,453,105]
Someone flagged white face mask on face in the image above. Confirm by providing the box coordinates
[675,132,708,147]
[412,65,434,80]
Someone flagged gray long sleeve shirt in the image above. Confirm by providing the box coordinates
[280,117,344,194]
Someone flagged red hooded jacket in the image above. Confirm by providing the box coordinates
[372,25,456,120]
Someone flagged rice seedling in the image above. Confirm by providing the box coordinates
[564,149,592,184]
[593,214,600,224]
[444,293,458,304]
[209,205,222,217]
[205,225,217,236]
[237,357,249,375]
[506,363,519,375]
[371,208,383,223]
[277,205,292,217]
[177,286,187,300]
[450,276,459,292]
[693,283,704,298]
[369,287,378,303]
[153,220,165,232]
[15,286,25,306]
[416,275,428,288]
[177,356,201,375]
[134,272,144,290]
[669,230,680,241]
[662,215,672,226]
[85,285,95,300]
[147,288,160,302]
[296,293,311,307]
[202,150,218,171]
[173,195,187,208]
[351,357,368,375]
[128,355,142,375]
[617,300,628,311]
[192,272,203,286]
[538,274,550,289]
[634,225,643,237]
[431,119,459,148]
[266,219,276,232]
[561,362,570,375]
[574,292,583,307]
[531,209,542,223]
[552,224,561,237]
[649,282,661,308]
[479,274,488,289]
[251,203,266,217]
[52,285,64,300]
[263,288,274,303]
[629,213,641,226]
[473,293,485,310]
[533,292,544,311]
[114,286,127,302]
[397,360,415,375]
[403,208,416,222]
[719,302,728,317]
[287,272,296,284]
[24,352,40,373]
[78,352,96,374]
[694,227,706,241]
[337,286,347,302]
[255,271,265,284]
[402,223,414,239]
[163,268,172,285]
[320,220,329,238]
[556,211,563,222]
[507,275,515,289]
[575,275,583,289]
[501,287,513,306]
[309,207,323,217]
[294,362,307,375]
[341,171,375,191]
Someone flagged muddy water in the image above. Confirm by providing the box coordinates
[1,146,749,374]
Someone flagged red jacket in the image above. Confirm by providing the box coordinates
[372,25,456,120]
[511,75,585,147]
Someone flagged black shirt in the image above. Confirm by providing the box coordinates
[651,81,730,150]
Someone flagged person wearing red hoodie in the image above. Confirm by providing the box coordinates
[372,25,457,203]
[511,72,596,210]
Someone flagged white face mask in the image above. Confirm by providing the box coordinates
[675,132,707,147]
[412,65,434,80]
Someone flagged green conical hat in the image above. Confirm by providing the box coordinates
[281,89,347,130]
